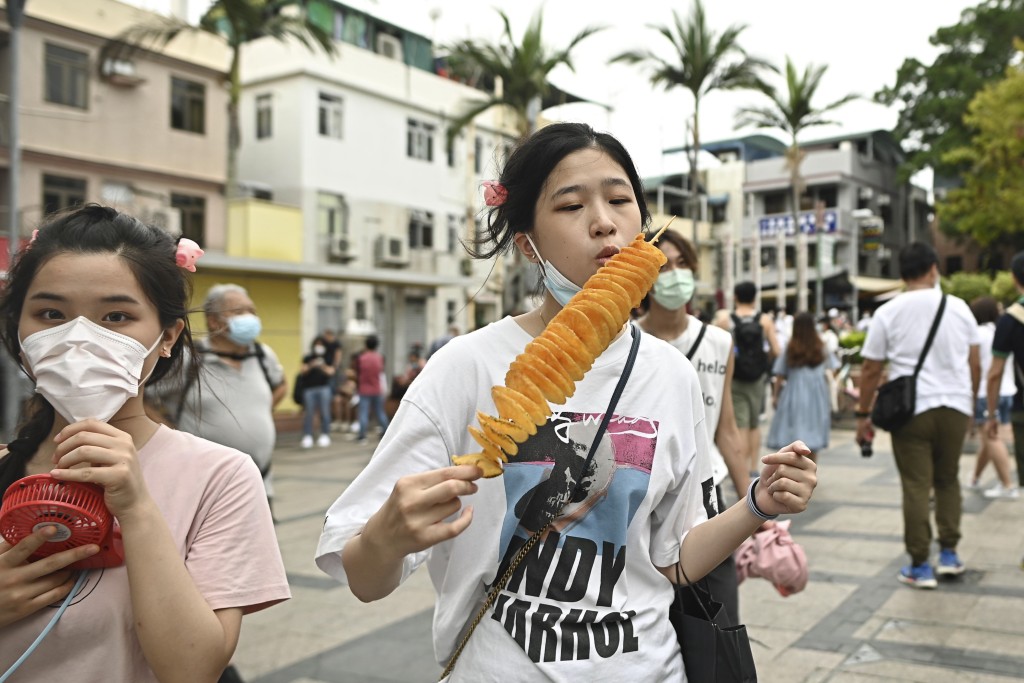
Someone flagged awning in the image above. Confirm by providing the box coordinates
[852,275,903,294]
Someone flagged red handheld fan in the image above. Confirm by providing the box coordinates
[0,474,124,569]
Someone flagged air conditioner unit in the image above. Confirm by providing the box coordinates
[149,207,182,237]
[328,235,355,262]
[877,193,891,207]
[100,58,144,87]
[374,235,409,267]
[376,33,403,62]
[858,187,874,201]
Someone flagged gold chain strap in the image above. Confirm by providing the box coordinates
[438,521,551,681]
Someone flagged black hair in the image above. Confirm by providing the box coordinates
[970,296,1000,325]
[734,281,757,305]
[469,122,651,260]
[365,335,379,350]
[898,241,939,281]
[1012,251,1024,287]
[0,204,197,494]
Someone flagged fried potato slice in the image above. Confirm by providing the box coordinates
[524,341,576,395]
[492,385,541,433]
[572,288,629,322]
[557,306,604,358]
[510,357,567,405]
[589,272,642,310]
[452,452,503,478]
[544,322,595,374]
[532,334,586,382]
[506,362,559,410]
[477,410,530,444]
[469,425,512,461]
[574,299,618,344]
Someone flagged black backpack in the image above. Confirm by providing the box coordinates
[731,311,770,381]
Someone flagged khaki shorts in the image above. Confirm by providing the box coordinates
[732,376,766,429]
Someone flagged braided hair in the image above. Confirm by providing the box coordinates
[0,204,197,495]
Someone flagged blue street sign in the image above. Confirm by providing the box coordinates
[759,210,838,237]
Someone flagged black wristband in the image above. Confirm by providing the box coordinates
[854,411,871,418]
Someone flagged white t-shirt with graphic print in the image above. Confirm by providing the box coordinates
[316,317,715,682]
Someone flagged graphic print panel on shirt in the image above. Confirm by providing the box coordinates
[492,410,658,664]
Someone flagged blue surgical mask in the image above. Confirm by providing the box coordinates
[226,313,261,346]
[525,234,581,307]
[652,268,695,311]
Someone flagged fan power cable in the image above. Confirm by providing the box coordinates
[1,570,89,681]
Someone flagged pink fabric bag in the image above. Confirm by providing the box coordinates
[734,519,808,597]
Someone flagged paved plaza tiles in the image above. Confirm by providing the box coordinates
[232,426,1024,682]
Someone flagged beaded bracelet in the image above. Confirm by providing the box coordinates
[746,477,780,521]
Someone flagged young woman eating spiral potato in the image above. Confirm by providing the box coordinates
[316,122,817,681]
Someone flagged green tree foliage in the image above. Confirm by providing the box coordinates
[107,0,336,197]
[936,42,1024,245]
[991,271,1019,304]
[442,9,602,141]
[875,0,1024,180]
[942,271,993,303]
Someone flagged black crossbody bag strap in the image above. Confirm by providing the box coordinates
[686,322,707,361]
[913,295,946,379]
[440,323,642,680]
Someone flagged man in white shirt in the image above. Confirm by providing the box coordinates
[856,243,980,589]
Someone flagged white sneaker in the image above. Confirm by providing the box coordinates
[983,485,1020,500]
[300,435,314,449]
[317,434,331,448]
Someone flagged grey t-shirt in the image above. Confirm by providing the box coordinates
[156,340,284,494]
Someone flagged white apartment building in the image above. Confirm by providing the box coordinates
[237,3,517,373]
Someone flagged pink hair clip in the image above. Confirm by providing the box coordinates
[482,180,508,207]
[27,229,39,248]
[175,238,204,272]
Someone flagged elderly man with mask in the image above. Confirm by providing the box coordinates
[154,283,287,506]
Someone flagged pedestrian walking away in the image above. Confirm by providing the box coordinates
[967,296,1018,499]
[315,122,817,682]
[768,312,839,463]
[0,205,289,682]
[353,335,389,442]
[856,242,980,589]
[987,250,1024,496]
[730,281,782,476]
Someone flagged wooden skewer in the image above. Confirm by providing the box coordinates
[650,216,677,242]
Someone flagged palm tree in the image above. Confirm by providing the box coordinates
[612,0,774,226]
[106,0,336,198]
[736,57,857,313]
[442,9,603,141]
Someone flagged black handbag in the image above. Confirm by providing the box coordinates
[670,563,757,682]
[870,295,946,432]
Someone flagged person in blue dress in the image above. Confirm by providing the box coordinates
[767,311,839,463]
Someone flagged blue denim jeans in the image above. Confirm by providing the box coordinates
[303,385,333,437]
[357,394,389,439]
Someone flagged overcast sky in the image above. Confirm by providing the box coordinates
[132,0,977,182]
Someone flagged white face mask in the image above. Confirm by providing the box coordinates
[525,234,582,306]
[20,316,164,424]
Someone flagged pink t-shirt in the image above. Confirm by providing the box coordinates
[356,350,385,396]
[0,426,290,682]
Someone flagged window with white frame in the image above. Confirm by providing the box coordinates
[319,93,343,139]
[407,119,434,162]
[256,94,272,139]
[408,210,434,249]
[42,174,86,214]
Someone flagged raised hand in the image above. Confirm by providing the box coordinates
[361,465,482,562]
[49,419,150,519]
[755,440,817,517]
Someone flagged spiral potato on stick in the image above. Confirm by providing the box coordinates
[453,225,671,477]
